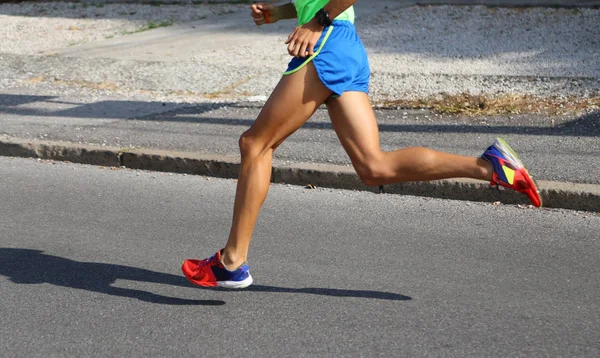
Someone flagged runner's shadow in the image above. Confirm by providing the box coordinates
[0,248,223,306]
[1,248,411,302]
[242,285,412,301]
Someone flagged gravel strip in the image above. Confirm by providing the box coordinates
[1,2,599,104]
[0,2,244,54]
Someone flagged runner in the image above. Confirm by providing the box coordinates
[182,0,542,289]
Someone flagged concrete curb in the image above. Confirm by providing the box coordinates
[1,138,599,212]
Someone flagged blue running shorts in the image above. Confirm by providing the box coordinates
[284,20,370,96]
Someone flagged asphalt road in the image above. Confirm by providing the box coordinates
[1,157,599,357]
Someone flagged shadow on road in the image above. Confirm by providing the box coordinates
[242,285,412,301]
[0,248,224,306]
[1,248,411,302]
[147,105,600,137]
[1,94,598,137]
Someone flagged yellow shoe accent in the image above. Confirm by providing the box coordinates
[502,166,515,185]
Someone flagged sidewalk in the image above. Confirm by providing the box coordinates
[1,0,599,212]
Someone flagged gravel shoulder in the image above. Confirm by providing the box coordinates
[0,2,243,55]
[1,1,599,106]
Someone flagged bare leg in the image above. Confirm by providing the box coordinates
[326,92,494,186]
[222,63,332,269]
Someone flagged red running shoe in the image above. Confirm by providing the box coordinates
[182,249,253,289]
[481,138,542,207]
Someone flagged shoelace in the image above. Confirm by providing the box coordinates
[196,254,222,271]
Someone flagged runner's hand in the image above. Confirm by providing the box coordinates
[251,2,278,25]
[285,20,323,58]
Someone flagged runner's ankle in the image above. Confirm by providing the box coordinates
[221,249,247,271]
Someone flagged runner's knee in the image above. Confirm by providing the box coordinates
[239,131,273,159]
[355,159,393,186]
[239,132,258,159]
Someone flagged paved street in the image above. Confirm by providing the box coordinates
[1,156,598,357]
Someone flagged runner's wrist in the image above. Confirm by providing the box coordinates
[306,18,325,31]
[314,8,333,27]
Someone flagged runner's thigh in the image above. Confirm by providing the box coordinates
[244,62,332,150]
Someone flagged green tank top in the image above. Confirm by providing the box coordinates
[292,0,354,26]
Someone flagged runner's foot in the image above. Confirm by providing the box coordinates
[182,249,253,288]
[481,138,542,207]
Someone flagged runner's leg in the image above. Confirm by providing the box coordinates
[326,91,494,185]
[222,63,332,269]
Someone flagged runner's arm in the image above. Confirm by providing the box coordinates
[251,2,297,25]
[285,0,357,57]
[277,3,298,20]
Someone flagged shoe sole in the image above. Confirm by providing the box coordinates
[217,274,253,289]
[495,138,543,207]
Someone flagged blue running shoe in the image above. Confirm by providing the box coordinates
[182,249,253,288]
[481,138,542,207]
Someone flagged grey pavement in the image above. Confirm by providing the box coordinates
[1,156,599,357]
